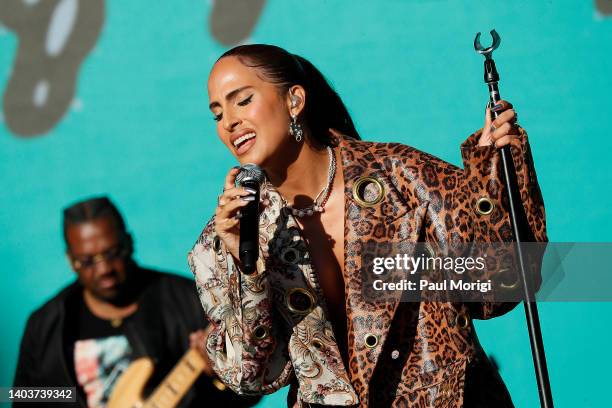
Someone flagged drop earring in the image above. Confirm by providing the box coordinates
[289,113,303,142]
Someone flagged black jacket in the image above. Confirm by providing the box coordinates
[13,268,260,407]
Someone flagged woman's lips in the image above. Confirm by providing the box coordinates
[236,136,256,156]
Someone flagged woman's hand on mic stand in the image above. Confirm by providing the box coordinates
[478,99,520,147]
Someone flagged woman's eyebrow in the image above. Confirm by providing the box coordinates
[209,85,253,110]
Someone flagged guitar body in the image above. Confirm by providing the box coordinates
[107,357,154,408]
[108,349,207,408]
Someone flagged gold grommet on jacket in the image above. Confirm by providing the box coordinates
[352,176,385,207]
[213,235,222,253]
[498,268,520,290]
[286,287,316,315]
[253,325,269,340]
[475,197,495,215]
[281,247,300,264]
[364,333,379,348]
[455,312,470,329]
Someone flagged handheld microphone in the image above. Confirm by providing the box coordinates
[235,164,265,274]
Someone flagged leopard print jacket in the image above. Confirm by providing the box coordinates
[188,128,547,407]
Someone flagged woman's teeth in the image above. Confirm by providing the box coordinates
[234,132,256,148]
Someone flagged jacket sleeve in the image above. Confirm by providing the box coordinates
[459,126,548,318]
[14,314,37,387]
[460,126,547,243]
[188,218,293,396]
[386,126,547,319]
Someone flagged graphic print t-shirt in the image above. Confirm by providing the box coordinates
[73,300,133,408]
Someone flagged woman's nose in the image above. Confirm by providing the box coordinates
[222,111,241,132]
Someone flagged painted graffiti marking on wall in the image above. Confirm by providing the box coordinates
[209,0,266,46]
[596,0,612,14]
[0,0,267,138]
[0,0,104,137]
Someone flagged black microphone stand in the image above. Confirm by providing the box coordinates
[474,29,554,408]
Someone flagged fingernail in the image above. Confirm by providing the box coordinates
[245,188,257,194]
[242,195,256,202]
[491,103,504,112]
[232,166,240,170]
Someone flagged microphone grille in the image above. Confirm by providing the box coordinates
[236,163,266,186]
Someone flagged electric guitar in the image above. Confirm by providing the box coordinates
[107,348,226,408]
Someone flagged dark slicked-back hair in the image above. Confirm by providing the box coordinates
[219,44,360,146]
[62,196,127,245]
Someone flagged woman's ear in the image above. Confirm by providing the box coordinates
[287,85,306,117]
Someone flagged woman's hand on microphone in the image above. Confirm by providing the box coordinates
[215,167,257,262]
[478,99,520,147]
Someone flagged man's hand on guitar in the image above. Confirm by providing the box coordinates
[189,327,215,377]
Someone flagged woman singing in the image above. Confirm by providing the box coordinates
[188,44,546,407]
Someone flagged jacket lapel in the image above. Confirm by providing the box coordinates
[339,137,428,401]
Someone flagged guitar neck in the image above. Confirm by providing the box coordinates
[144,349,206,408]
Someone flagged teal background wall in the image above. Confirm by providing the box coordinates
[1,1,611,407]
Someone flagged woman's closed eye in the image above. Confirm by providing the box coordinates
[212,95,252,121]
[237,94,253,106]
